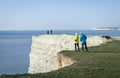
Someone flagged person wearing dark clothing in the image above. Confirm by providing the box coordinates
[50,30,52,34]
[47,30,49,34]
[80,32,88,52]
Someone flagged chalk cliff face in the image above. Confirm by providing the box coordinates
[28,34,107,74]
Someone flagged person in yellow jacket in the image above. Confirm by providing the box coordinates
[74,33,80,51]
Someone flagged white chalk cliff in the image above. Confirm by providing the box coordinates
[28,34,108,74]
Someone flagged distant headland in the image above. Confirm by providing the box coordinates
[94,27,120,30]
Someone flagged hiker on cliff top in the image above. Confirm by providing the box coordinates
[47,30,49,34]
[50,30,52,34]
[79,32,88,52]
[74,33,80,51]
[47,30,53,34]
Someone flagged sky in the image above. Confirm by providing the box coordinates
[0,0,120,30]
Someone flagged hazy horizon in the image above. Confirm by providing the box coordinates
[0,0,120,30]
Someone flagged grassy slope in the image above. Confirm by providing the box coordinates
[1,40,120,78]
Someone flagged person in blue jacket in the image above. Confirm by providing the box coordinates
[80,32,88,52]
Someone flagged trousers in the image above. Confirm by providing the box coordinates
[81,43,88,51]
[74,43,80,51]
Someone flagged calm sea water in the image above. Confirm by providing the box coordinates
[0,30,120,75]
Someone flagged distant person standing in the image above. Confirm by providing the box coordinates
[50,30,52,34]
[79,32,88,52]
[47,30,49,34]
[74,33,80,51]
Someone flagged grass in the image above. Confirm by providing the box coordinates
[1,40,120,78]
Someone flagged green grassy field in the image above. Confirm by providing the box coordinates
[1,40,120,78]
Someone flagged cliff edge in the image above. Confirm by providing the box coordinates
[28,34,108,74]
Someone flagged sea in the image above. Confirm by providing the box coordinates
[0,30,120,75]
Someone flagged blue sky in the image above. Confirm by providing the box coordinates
[0,0,120,30]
